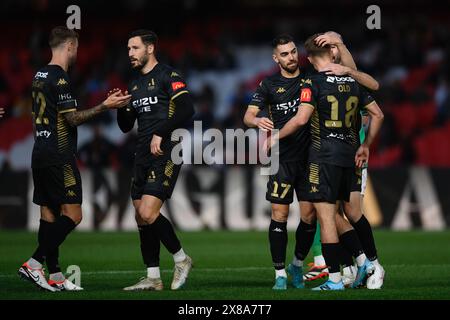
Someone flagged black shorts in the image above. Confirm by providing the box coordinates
[266,161,310,204]
[32,161,82,207]
[306,162,353,204]
[351,166,362,193]
[131,150,182,202]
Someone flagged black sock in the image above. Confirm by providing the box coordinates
[351,215,378,261]
[321,243,343,274]
[32,215,76,263]
[38,220,61,274]
[339,230,363,266]
[138,224,160,267]
[268,220,288,270]
[294,220,316,261]
[152,214,181,255]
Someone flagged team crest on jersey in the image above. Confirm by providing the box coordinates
[300,88,312,102]
[57,78,68,86]
[147,171,156,182]
[170,72,180,77]
[303,79,312,85]
[131,85,138,91]
[148,78,156,90]
[276,87,286,94]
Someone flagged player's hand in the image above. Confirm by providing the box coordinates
[0,107,4,118]
[103,90,131,109]
[324,63,350,76]
[107,88,129,97]
[355,144,369,168]
[150,134,164,156]
[107,88,122,97]
[315,32,343,47]
[255,117,274,131]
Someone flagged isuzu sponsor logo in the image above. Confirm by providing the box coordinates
[133,96,158,113]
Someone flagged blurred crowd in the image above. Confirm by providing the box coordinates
[1,0,449,171]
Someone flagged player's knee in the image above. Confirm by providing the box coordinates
[271,208,289,222]
[61,204,82,225]
[300,207,316,224]
[301,213,316,224]
[343,204,361,223]
[134,212,146,225]
[138,205,159,224]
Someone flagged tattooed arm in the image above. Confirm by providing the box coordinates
[64,91,131,127]
[64,103,108,127]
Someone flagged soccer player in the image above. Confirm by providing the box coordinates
[18,26,131,292]
[315,32,385,289]
[274,33,384,290]
[116,30,194,291]
[244,34,379,290]
[244,34,316,290]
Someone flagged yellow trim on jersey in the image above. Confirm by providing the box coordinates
[247,105,260,109]
[58,108,76,114]
[301,103,315,110]
[170,90,189,101]
[363,101,376,109]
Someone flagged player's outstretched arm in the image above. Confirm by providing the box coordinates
[243,106,274,131]
[279,104,314,139]
[323,63,380,91]
[64,91,131,127]
[315,31,380,91]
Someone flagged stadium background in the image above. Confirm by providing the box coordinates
[0,0,449,301]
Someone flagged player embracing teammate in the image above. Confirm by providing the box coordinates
[271,33,384,290]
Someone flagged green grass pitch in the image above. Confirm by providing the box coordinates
[1,230,449,300]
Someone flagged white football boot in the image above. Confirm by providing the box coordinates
[18,262,56,292]
[48,278,84,291]
[171,255,193,290]
[367,263,385,289]
[123,277,163,291]
[342,265,357,288]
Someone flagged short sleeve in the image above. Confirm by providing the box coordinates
[55,74,77,113]
[359,87,375,111]
[164,69,189,100]
[300,77,319,108]
[249,81,269,111]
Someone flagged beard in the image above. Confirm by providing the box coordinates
[131,55,149,70]
[281,61,299,74]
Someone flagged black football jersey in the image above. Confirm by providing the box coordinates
[31,65,78,168]
[300,72,375,167]
[249,71,310,162]
[128,63,189,164]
